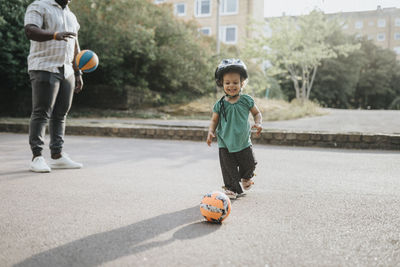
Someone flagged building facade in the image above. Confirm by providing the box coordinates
[334,6,400,57]
[153,0,264,47]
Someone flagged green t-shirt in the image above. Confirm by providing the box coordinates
[212,94,255,152]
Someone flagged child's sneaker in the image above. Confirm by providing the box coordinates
[222,186,237,199]
[236,193,246,198]
[241,178,254,190]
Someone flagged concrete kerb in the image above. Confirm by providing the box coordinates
[0,122,399,150]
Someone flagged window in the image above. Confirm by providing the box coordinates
[220,0,238,15]
[378,19,386,27]
[220,25,237,44]
[174,3,186,16]
[368,21,374,26]
[355,21,363,29]
[342,23,348,30]
[395,33,400,40]
[199,27,211,36]
[394,46,400,54]
[154,0,165,4]
[355,33,362,39]
[367,35,374,40]
[377,33,385,41]
[195,0,211,17]
[396,18,400,27]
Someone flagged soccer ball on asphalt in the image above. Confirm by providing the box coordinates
[200,191,231,223]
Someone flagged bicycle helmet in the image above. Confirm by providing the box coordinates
[215,58,248,87]
[214,59,249,122]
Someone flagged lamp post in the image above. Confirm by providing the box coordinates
[216,0,220,54]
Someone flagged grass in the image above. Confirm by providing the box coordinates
[69,95,327,121]
[157,96,327,121]
[255,98,327,121]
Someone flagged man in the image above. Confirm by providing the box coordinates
[24,0,83,172]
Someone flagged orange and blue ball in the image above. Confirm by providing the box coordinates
[200,191,231,223]
[75,50,99,73]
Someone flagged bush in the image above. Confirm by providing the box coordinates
[0,0,32,116]
[71,0,216,109]
[0,0,217,115]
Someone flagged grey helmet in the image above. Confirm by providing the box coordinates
[214,58,248,87]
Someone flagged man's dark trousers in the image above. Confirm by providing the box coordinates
[29,67,75,157]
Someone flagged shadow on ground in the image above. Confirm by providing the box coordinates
[15,206,220,267]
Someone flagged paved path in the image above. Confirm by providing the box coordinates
[1,133,399,266]
[2,108,400,134]
[263,109,400,134]
[66,109,400,134]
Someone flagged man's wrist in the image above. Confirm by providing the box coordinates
[75,70,83,76]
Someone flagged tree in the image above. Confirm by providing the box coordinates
[71,0,215,108]
[0,0,32,115]
[354,38,399,109]
[310,31,364,108]
[246,10,359,102]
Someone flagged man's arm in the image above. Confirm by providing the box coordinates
[24,24,76,42]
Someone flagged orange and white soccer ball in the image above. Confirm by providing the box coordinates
[200,191,231,223]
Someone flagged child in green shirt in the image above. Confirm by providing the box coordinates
[206,59,262,199]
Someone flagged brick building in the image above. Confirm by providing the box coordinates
[265,6,400,59]
[333,6,400,58]
[153,0,264,47]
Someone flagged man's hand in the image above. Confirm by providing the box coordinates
[25,25,76,42]
[206,131,215,146]
[252,123,262,136]
[55,31,76,42]
[74,75,83,93]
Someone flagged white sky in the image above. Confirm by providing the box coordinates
[264,0,400,17]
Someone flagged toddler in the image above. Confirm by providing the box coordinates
[206,59,262,199]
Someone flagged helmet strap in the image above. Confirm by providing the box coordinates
[225,94,239,98]
[224,89,241,98]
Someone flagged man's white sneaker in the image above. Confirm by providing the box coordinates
[30,156,51,173]
[49,153,83,169]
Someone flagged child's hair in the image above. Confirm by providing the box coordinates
[215,58,248,87]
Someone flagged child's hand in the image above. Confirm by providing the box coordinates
[252,123,262,136]
[206,131,215,146]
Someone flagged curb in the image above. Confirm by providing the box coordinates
[1,122,399,151]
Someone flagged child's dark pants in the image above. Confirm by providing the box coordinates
[219,146,257,194]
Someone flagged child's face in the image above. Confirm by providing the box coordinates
[222,72,242,97]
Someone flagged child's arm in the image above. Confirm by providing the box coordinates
[250,104,263,136]
[206,112,219,146]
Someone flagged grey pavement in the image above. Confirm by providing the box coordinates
[263,109,400,134]
[1,133,400,266]
[68,108,400,134]
[1,108,400,134]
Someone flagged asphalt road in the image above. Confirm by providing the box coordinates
[64,108,400,134]
[1,133,399,266]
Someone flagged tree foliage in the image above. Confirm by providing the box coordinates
[311,35,400,109]
[246,10,400,109]
[0,0,216,115]
[0,0,32,115]
[310,30,363,108]
[71,0,215,107]
[246,10,360,101]
[353,39,400,109]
